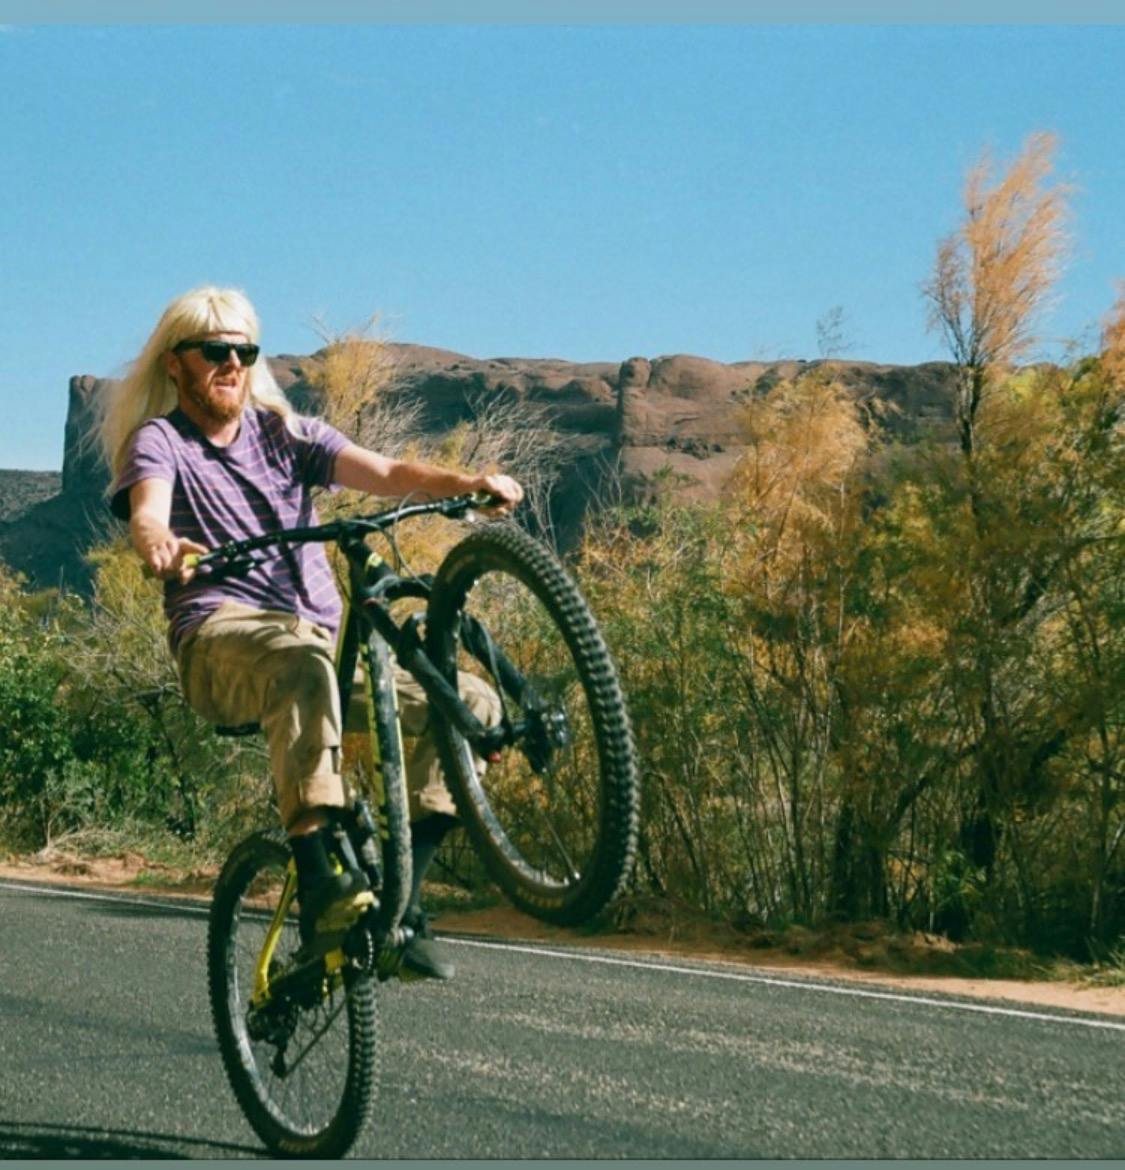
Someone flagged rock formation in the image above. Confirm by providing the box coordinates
[0,344,958,592]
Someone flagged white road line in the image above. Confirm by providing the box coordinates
[448,937,1125,1033]
[0,879,211,916]
[4,879,1122,1033]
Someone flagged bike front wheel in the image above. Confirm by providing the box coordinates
[207,830,378,1158]
[426,522,639,925]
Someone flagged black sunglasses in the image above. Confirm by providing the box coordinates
[173,339,261,366]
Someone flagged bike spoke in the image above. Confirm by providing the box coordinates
[275,990,348,1079]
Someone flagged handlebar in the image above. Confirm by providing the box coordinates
[146,491,504,581]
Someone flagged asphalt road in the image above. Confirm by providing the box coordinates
[0,879,1122,1159]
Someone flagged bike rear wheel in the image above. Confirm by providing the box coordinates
[207,830,378,1158]
[426,522,639,925]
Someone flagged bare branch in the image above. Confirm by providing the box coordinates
[456,389,569,543]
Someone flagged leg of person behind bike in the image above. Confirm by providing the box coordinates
[344,668,501,980]
[176,601,374,945]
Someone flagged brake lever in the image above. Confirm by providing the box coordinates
[462,490,508,523]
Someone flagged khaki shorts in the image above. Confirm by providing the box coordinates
[176,601,499,829]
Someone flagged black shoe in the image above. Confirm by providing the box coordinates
[400,912,455,981]
[298,868,374,946]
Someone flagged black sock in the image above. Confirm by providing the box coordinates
[407,814,459,919]
[290,829,333,897]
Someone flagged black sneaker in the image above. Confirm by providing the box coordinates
[400,912,456,981]
[298,868,375,946]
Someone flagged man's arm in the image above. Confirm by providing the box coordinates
[128,478,208,582]
[332,445,523,512]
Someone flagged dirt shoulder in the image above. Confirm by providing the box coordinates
[1,851,1122,1020]
[432,902,1125,1020]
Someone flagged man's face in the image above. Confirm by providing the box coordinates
[166,330,253,426]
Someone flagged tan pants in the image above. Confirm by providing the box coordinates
[176,601,499,829]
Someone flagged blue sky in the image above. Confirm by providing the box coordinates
[3,20,1125,470]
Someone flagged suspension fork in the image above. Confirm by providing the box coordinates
[338,549,408,836]
[341,543,414,936]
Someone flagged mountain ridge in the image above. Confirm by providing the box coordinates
[0,343,958,592]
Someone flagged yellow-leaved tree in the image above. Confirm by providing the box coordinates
[916,132,1125,947]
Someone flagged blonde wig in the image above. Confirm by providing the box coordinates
[98,286,302,480]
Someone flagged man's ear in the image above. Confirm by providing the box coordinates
[163,349,181,385]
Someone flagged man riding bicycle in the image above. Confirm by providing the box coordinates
[100,285,523,981]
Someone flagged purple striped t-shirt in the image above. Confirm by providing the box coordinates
[111,407,351,652]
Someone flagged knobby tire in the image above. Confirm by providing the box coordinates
[426,522,639,925]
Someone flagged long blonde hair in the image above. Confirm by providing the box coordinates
[98,285,302,480]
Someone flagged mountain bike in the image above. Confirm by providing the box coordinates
[201,493,639,1157]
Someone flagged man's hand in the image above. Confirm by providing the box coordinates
[142,532,208,584]
[471,473,524,514]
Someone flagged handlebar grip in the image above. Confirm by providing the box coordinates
[141,551,209,580]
